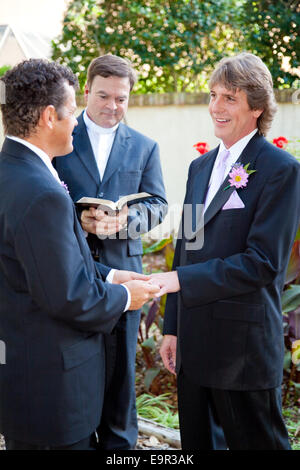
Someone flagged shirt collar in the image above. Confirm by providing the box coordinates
[83,109,119,135]
[218,128,258,163]
[7,135,61,183]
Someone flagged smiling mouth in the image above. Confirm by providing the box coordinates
[215,118,230,123]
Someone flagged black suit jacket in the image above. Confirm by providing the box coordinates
[54,113,167,273]
[0,138,127,445]
[164,133,300,390]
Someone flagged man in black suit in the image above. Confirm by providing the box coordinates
[151,53,300,450]
[0,59,158,450]
[55,55,167,449]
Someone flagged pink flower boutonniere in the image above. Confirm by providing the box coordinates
[224,163,256,191]
[61,181,70,194]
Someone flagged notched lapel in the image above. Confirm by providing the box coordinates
[204,133,265,227]
[183,149,218,241]
[191,148,218,206]
[73,114,100,186]
[238,132,265,168]
[101,123,131,185]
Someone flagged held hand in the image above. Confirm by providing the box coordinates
[81,208,98,234]
[81,206,128,236]
[160,335,177,375]
[112,270,150,284]
[149,271,180,296]
[124,280,160,310]
[95,205,128,236]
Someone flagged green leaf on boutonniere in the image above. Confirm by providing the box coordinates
[243,163,257,176]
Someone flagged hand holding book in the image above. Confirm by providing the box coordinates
[78,192,153,236]
[81,205,128,236]
[76,192,152,213]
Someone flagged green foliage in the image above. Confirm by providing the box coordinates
[282,285,300,314]
[52,0,239,92]
[0,65,11,77]
[136,393,179,428]
[282,407,300,450]
[143,236,173,254]
[144,368,160,390]
[236,0,300,88]
[52,0,299,92]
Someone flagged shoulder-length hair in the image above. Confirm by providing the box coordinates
[209,52,277,136]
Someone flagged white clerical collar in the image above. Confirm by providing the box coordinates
[83,109,119,135]
[7,135,61,183]
[218,128,258,162]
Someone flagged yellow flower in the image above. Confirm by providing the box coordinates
[291,340,300,365]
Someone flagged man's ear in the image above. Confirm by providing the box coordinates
[40,105,57,130]
[253,108,264,119]
[84,83,89,104]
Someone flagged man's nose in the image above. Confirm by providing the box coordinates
[105,99,117,111]
[212,97,224,113]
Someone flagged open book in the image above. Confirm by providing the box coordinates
[76,192,152,213]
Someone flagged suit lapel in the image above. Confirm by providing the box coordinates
[182,148,218,241]
[73,113,101,186]
[191,147,219,206]
[204,176,235,226]
[203,133,266,227]
[101,123,130,186]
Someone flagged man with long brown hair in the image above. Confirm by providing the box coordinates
[152,53,300,450]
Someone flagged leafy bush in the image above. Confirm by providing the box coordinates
[0,66,11,77]
[136,393,179,429]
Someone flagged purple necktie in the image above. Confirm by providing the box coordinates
[204,149,230,211]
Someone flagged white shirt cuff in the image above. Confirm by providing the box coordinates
[121,284,131,312]
[106,269,116,284]
[106,269,131,312]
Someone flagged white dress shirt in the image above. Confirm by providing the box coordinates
[210,128,258,185]
[6,135,131,311]
[83,110,119,180]
[205,128,258,210]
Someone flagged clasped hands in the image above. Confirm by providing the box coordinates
[81,205,128,236]
[111,269,180,312]
[118,267,180,376]
[81,205,181,296]
[113,269,179,375]
[82,206,180,373]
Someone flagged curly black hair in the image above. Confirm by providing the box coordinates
[0,59,78,138]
